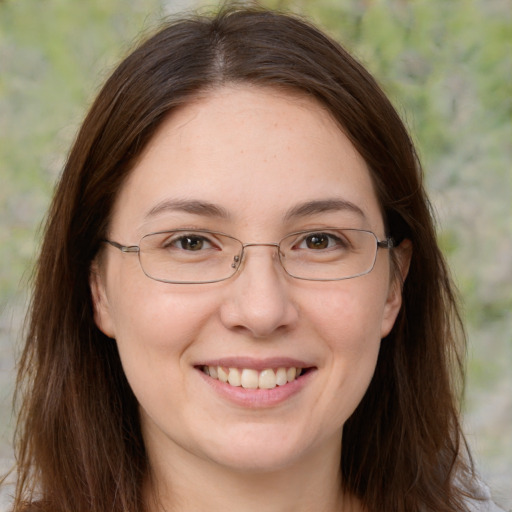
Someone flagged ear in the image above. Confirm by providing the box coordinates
[89,260,116,338]
[380,239,412,338]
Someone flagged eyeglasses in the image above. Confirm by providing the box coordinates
[103,228,394,284]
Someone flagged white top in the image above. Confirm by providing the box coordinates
[465,479,507,512]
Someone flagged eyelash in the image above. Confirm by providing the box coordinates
[159,230,352,252]
[166,234,210,248]
[296,231,348,249]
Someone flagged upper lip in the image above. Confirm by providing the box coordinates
[194,356,315,371]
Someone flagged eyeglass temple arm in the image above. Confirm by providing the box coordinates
[103,240,140,253]
[377,238,395,249]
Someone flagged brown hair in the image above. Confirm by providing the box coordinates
[8,6,475,511]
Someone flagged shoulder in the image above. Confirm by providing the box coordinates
[464,479,507,512]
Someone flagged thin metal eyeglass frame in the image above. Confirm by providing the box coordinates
[103,228,395,284]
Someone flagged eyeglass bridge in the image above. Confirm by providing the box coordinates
[230,242,282,269]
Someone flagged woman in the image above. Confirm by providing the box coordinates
[4,6,503,512]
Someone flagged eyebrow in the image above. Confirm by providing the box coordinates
[283,198,367,222]
[144,199,231,220]
[144,197,366,223]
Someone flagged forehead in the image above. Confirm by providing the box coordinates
[110,85,384,237]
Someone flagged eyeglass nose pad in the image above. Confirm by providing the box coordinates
[231,254,241,269]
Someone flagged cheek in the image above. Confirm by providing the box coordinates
[108,290,214,423]
[112,283,214,345]
[304,281,388,410]
[109,284,234,408]
[107,287,209,386]
[318,292,383,381]
[307,277,390,347]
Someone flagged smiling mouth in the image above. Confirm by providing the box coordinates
[199,366,310,390]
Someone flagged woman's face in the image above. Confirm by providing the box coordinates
[91,85,407,474]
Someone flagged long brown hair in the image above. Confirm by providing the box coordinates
[8,6,475,511]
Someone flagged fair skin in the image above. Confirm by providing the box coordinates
[91,85,410,512]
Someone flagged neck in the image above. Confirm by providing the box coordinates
[144,432,355,512]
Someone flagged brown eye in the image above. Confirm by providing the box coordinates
[304,234,331,250]
[165,235,213,251]
[180,236,205,251]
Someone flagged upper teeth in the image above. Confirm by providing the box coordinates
[203,366,303,389]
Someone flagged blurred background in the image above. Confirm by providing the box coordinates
[1,0,510,508]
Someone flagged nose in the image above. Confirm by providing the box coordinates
[219,244,299,338]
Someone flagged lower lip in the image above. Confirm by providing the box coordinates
[196,369,315,408]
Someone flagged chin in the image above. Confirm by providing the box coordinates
[209,447,304,474]
[199,424,325,474]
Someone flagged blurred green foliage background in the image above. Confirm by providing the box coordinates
[0,0,510,507]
